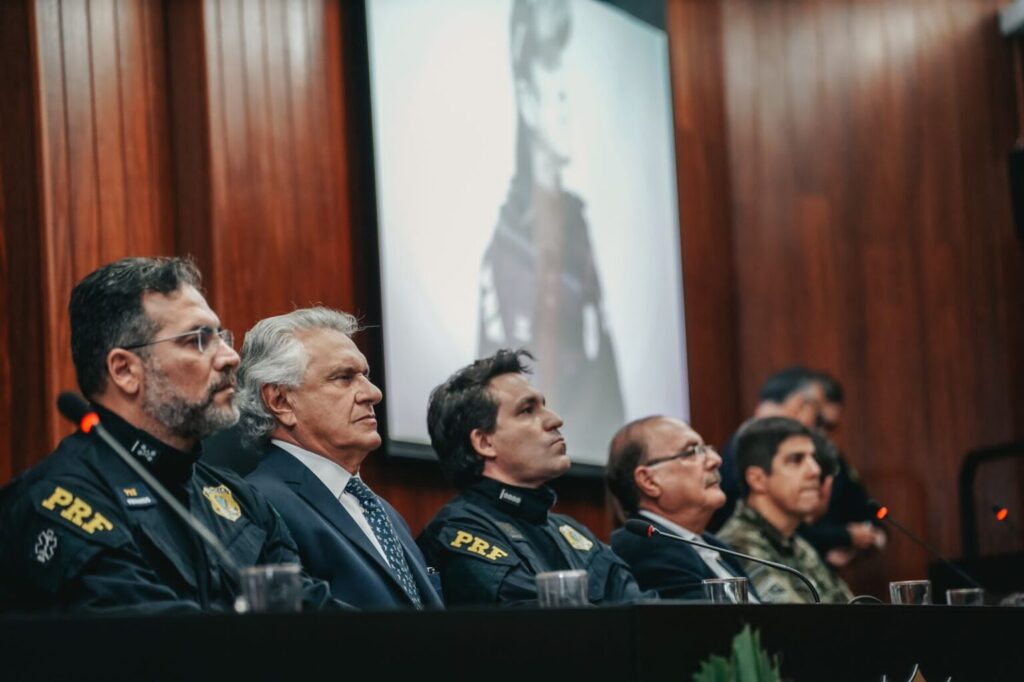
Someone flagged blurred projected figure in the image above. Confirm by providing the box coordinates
[478,0,624,458]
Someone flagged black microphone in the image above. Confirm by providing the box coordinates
[623,519,821,604]
[866,499,983,590]
[57,392,241,582]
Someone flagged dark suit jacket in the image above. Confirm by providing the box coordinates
[611,515,757,601]
[246,444,443,610]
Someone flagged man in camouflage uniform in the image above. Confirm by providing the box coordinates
[719,417,853,604]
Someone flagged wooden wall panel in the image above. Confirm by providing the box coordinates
[1,0,52,479]
[667,0,741,450]
[3,0,1020,575]
[0,162,9,483]
[0,0,174,477]
[171,0,356,340]
[721,0,1024,589]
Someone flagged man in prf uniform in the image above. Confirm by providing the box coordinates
[0,257,336,612]
[418,349,646,606]
[477,0,624,458]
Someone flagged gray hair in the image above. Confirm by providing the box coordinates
[236,306,359,444]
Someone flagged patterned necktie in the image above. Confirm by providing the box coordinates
[344,476,423,608]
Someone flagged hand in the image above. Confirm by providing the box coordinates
[847,522,878,549]
[826,547,856,568]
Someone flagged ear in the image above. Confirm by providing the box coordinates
[106,349,144,397]
[469,428,498,461]
[516,78,538,129]
[633,465,661,500]
[261,384,298,427]
[745,466,769,495]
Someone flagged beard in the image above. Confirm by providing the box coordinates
[141,360,239,442]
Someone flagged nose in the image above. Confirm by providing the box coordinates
[544,406,564,431]
[359,377,383,405]
[706,447,722,469]
[806,455,822,478]
[214,342,240,370]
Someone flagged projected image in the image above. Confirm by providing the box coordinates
[368,0,688,467]
[477,0,624,456]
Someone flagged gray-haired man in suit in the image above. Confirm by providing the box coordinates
[237,307,443,609]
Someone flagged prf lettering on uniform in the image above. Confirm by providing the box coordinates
[450,530,509,561]
[41,486,114,534]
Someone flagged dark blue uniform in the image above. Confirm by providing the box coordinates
[418,477,649,606]
[0,406,336,613]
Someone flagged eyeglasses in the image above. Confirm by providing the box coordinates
[124,326,234,355]
[642,443,716,467]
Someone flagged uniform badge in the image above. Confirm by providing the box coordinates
[34,528,58,564]
[202,485,241,522]
[558,524,593,551]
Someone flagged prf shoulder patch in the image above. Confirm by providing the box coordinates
[203,485,242,522]
[440,527,517,564]
[38,485,115,535]
[558,524,594,552]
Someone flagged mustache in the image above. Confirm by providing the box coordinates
[205,369,237,398]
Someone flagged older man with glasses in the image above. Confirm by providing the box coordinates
[606,416,759,602]
[0,257,338,613]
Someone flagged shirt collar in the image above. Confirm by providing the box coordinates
[272,439,356,500]
[469,477,557,524]
[638,510,702,542]
[92,403,200,487]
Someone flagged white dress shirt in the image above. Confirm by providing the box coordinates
[272,439,389,563]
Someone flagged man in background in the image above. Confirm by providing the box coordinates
[606,416,759,601]
[799,372,885,568]
[238,307,442,610]
[711,366,826,530]
[419,349,645,606]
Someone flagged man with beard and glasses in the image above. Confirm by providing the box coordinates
[0,257,339,613]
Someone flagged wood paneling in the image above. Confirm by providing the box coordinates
[1,0,52,477]
[720,0,1024,589]
[170,0,356,341]
[27,0,174,456]
[0,157,9,483]
[2,1,1021,585]
[667,0,741,449]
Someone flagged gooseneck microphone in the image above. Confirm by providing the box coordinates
[57,392,241,582]
[623,519,821,604]
[866,499,982,590]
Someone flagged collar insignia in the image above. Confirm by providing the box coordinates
[558,524,593,551]
[498,488,522,506]
[202,485,241,522]
[130,440,160,463]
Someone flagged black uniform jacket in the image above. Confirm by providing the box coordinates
[418,477,649,606]
[0,406,336,614]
